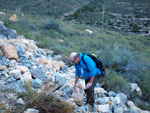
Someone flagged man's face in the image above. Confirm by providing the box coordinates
[71,56,79,64]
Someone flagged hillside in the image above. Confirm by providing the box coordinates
[64,0,150,36]
[0,0,93,19]
[0,21,150,112]
[0,0,150,36]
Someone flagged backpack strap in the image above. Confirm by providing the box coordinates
[82,54,87,66]
[80,54,89,72]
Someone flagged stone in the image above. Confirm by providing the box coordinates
[135,87,142,97]
[129,83,138,93]
[12,40,27,50]
[28,43,38,53]
[32,78,42,88]
[96,98,106,105]
[85,29,93,34]
[55,74,66,87]
[9,14,18,21]
[106,101,114,105]
[52,61,60,72]
[71,92,84,106]
[24,108,39,113]
[108,91,116,97]
[1,71,9,78]
[0,65,6,71]
[115,97,121,104]
[17,98,25,105]
[96,104,109,112]
[77,80,85,90]
[31,69,47,83]
[116,93,127,104]
[0,81,5,89]
[1,44,18,60]
[15,66,29,73]
[58,61,65,68]
[94,87,107,95]
[123,110,139,113]
[9,69,21,79]
[21,38,29,45]
[0,39,6,47]
[37,57,48,64]
[25,51,33,59]
[41,82,58,94]
[127,101,135,107]
[20,71,32,83]
[9,60,16,67]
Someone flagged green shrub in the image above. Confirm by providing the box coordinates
[133,98,150,111]
[145,30,149,34]
[44,21,61,32]
[25,94,75,113]
[99,69,130,94]
[19,19,37,30]
[132,25,139,32]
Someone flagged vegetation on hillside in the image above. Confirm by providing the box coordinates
[64,0,150,35]
[0,0,93,19]
[0,5,150,111]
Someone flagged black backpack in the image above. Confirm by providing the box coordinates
[82,53,105,78]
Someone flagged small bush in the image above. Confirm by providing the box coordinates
[19,19,37,30]
[44,21,61,32]
[50,46,63,55]
[133,98,150,111]
[25,94,75,113]
[145,30,149,34]
[99,69,130,94]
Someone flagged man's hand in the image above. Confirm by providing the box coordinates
[85,82,92,89]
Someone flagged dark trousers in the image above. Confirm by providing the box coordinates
[84,76,99,104]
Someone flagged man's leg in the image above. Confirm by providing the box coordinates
[85,76,99,104]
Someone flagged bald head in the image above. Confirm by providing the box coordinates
[70,52,79,64]
[70,52,77,60]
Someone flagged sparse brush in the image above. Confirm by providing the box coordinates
[25,94,76,113]
[99,69,130,94]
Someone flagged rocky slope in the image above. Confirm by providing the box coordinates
[0,22,150,113]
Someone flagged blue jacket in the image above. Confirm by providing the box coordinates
[75,53,101,80]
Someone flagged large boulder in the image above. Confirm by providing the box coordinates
[1,44,18,60]
[30,69,47,83]
[71,92,84,106]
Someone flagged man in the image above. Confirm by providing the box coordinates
[69,52,101,112]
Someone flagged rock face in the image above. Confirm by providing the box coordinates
[0,23,149,113]
[0,24,17,39]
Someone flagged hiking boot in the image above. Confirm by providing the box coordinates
[84,101,89,105]
[90,103,95,112]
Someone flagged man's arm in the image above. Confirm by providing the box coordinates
[85,76,94,89]
[73,76,79,91]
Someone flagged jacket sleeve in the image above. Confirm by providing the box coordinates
[83,55,97,77]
